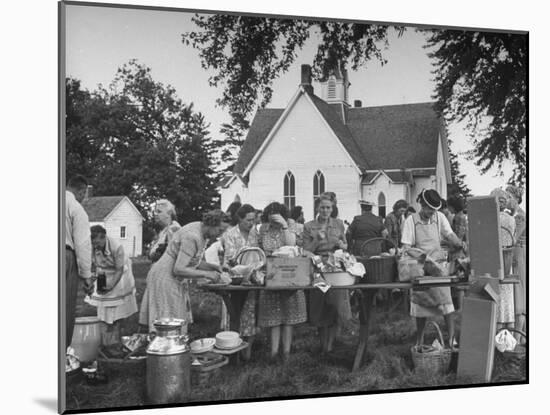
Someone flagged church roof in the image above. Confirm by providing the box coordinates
[233,92,444,175]
[82,196,143,222]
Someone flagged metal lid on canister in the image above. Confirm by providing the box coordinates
[146,335,189,356]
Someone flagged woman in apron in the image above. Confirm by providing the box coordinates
[87,225,138,353]
[401,189,464,348]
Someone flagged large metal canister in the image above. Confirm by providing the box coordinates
[146,318,191,404]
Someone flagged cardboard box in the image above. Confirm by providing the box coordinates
[265,256,312,287]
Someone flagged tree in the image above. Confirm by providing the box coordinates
[447,138,472,198]
[183,18,526,184]
[182,16,401,163]
[66,60,219,226]
[424,30,527,185]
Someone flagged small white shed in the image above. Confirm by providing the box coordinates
[82,196,144,257]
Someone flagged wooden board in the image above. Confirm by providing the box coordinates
[467,196,504,279]
[457,297,497,382]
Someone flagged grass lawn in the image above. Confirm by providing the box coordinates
[66,259,526,411]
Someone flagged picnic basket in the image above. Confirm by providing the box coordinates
[410,321,452,375]
[359,238,397,283]
[191,353,229,387]
[493,328,526,379]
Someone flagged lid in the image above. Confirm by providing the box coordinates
[75,316,100,324]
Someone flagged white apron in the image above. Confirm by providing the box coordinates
[410,213,454,317]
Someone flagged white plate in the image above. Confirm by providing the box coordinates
[215,338,243,350]
[190,338,216,354]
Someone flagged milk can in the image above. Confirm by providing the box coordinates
[146,318,191,404]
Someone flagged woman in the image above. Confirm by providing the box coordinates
[490,188,516,330]
[447,195,468,311]
[87,225,138,354]
[221,204,259,357]
[252,202,307,361]
[506,185,526,339]
[303,193,349,354]
[149,199,181,263]
[289,206,305,246]
[139,210,231,332]
[226,201,242,226]
[401,189,464,348]
[384,199,408,248]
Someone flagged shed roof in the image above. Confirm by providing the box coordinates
[82,196,127,222]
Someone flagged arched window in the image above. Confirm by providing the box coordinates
[378,192,386,218]
[313,170,325,216]
[283,171,296,211]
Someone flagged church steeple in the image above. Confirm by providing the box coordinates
[319,59,350,105]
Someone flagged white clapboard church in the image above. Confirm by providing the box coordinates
[219,63,451,222]
[82,194,144,257]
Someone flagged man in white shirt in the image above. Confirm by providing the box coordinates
[65,175,93,349]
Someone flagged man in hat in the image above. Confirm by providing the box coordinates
[401,189,463,347]
[346,200,388,256]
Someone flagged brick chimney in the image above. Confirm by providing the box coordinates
[354,100,362,108]
[300,64,314,94]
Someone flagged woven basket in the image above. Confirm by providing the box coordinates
[411,321,452,375]
[359,238,397,283]
[494,328,526,378]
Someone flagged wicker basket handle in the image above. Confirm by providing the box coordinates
[496,327,526,342]
[420,320,446,347]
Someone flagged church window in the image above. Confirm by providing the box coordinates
[313,170,325,216]
[283,171,296,211]
[378,192,386,218]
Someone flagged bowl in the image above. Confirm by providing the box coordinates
[190,338,216,354]
[323,271,356,286]
[215,331,241,349]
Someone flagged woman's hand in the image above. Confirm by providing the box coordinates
[270,214,288,229]
[198,262,223,273]
[203,270,221,283]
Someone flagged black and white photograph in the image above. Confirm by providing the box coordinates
[57,0,530,413]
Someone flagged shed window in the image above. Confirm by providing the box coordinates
[378,192,386,218]
[313,170,325,216]
[120,226,126,239]
[283,171,296,211]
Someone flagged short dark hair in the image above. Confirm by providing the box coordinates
[290,206,303,221]
[361,204,373,212]
[203,209,231,227]
[236,204,256,220]
[447,195,466,213]
[407,206,416,214]
[261,202,289,223]
[68,175,88,190]
[392,199,408,212]
[226,201,242,226]
[90,225,106,239]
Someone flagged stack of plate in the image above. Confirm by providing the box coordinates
[215,331,242,349]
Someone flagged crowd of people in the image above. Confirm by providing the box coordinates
[65,174,526,362]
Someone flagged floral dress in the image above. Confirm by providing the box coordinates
[221,225,259,336]
[139,222,206,332]
[253,224,307,327]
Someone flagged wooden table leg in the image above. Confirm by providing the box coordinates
[220,291,249,332]
[352,289,376,372]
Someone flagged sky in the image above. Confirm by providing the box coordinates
[65,3,518,198]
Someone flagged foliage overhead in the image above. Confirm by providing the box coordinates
[424,29,527,185]
[182,15,400,164]
[66,60,219,228]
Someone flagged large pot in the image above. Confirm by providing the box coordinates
[146,318,191,405]
[70,316,101,363]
